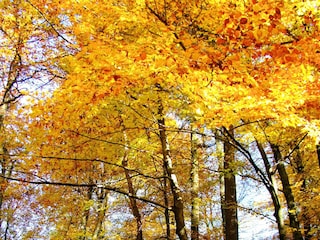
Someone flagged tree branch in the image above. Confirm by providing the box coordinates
[0,153,165,181]
[26,0,73,45]
[0,174,169,210]
[238,205,276,222]
[283,132,308,161]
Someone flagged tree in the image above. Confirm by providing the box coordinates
[190,127,200,240]
[222,126,238,240]
[270,143,303,240]
[1,0,319,239]
[120,118,144,240]
[0,0,72,238]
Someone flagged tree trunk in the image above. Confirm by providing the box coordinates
[316,144,320,167]
[122,130,143,240]
[293,147,313,240]
[81,184,94,240]
[271,144,303,240]
[163,163,171,239]
[218,139,226,239]
[255,141,286,240]
[222,127,238,240]
[215,132,226,238]
[92,189,108,239]
[0,143,9,211]
[190,130,199,240]
[158,102,187,240]
[0,45,22,226]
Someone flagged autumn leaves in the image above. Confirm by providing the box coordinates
[0,0,320,239]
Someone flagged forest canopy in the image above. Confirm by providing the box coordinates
[0,0,319,239]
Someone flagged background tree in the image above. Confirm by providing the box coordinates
[0,0,72,238]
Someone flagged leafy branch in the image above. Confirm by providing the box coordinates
[0,174,169,210]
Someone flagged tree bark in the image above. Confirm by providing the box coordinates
[222,127,238,240]
[316,144,320,167]
[218,138,226,239]
[293,147,313,240]
[190,131,199,240]
[163,163,171,239]
[81,184,94,240]
[92,189,108,239]
[256,141,286,240]
[223,127,287,240]
[220,179,226,239]
[0,42,22,227]
[158,102,187,240]
[271,144,303,240]
[122,130,143,240]
[0,143,9,211]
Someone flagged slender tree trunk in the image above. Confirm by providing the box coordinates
[0,46,22,226]
[293,147,313,240]
[316,144,320,167]
[270,189,287,240]
[222,127,238,240]
[271,144,303,240]
[255,141,286,240]
[190,130,199,240]
[4,215,9,240]
[158,102,187,240]
[226,127,287,240]
[163,163,171,239]
[216,133,226,238]
[81,184,94,240]
[218,139,226,239]
[0,102,10,220]
[122,130,143,240]
[0,143,9,211]
[92,189,108,239]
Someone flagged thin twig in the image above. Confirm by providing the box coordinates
[26,0,73,45]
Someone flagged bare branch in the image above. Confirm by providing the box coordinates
[284,132,308,161]
[26,0,73,45]
[0,174,169,210]
[238,205,276,222]
[0,153,165,181]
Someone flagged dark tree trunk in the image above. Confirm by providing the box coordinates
[256,141,286,240]
[158,102,187,240]
[293,146,313,239]
[271,144,303,240]
[92,189,108,238]
[163,161,171,239]
[316,144,320,167]
[223,127,238,240]
[122,130,143,240]
[190,131,199,240]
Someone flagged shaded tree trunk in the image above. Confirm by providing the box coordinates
[158,101,187,240]
[0,143,9,211]
[190,130,199,240]
[122,129,143,240]
[81,183,94,240]
[222,127,238,240]
[0,49,22,221]
[224,126,288,240]
[293,147,313,240]
[218,140,226,239]
[215,132,227,238]
[92,189,108,239]
[256,141,286,240]
[271,144,303,240]
[316,144,320,167]
[163,163,171,239]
